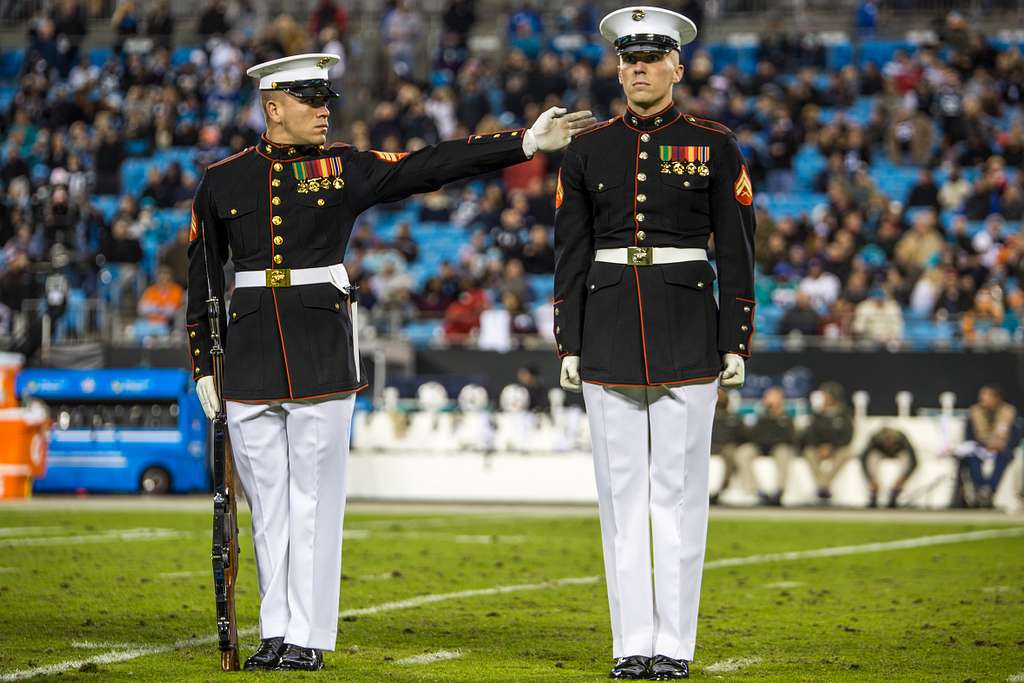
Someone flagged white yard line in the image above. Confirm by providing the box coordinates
[70,641,141,650]
[1008,673,1024,683]
[981,586,1015,593]
[452,534,527,544]
[705,656,762,674]
[2,527,1022,681]
[0,527,64,537]
[395,649,465,665]
[357,572,398,581]
[340,576,600,618]
[157,570,207,580]
[703,527,1024,570]
[761,581,802,589]
[0,528,192,548]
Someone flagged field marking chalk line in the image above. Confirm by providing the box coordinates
[395,649,465,665]
[705,656,763,674]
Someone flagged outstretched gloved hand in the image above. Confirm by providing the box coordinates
[523,107,597,156]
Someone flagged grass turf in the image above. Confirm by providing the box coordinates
[0,505,1021,681]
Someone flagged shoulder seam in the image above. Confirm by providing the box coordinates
[572,116,620,140]
[683,115,733,136]
[208,146,254,169]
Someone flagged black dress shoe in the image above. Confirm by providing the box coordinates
[610,655,650,679]
[649,655,689,680]
[243,637,285,670]
[276,644,324,671]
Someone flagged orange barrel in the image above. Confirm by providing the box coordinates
[0,353,23,409]
[0,403,50,499]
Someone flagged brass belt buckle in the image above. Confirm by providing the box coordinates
[627,246,653,266]
[265,269,291,287]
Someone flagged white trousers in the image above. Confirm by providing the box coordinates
[582,380,718,661]
[226,395,355,651]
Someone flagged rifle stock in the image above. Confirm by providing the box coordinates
[208,297,239,671]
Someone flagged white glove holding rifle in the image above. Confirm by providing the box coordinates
[196,376,220,420]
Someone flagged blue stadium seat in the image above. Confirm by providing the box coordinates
[404,319,442,346]
[0,50,23,78]
[120,159,152,197]
[0,85,17,111]
[88,47,112,67]
[90,195,121,223]
[857,40,914,67]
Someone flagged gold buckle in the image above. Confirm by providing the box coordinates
[627,246,653,266]
[265,269,291,287]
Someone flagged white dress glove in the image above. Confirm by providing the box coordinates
[719,353,746,388]
[522,107,597,156]
[196,375,221,420]
[559,355,582,393]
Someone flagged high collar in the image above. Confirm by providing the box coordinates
[623,103,680,132]
[259,133,322,160]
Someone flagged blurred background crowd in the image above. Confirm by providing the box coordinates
[1,0,1023,356]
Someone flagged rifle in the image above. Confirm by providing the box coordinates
[208,295,240,671]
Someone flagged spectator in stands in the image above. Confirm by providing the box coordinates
[500,258,533,306]
[443,282,489,344]
[137,264,183,331]
[885,108,933,166]
[505,292,537,336]
[101,216,143,265]
[515,364,547,412]
[734,387,795,506]
[801,382,855,504]
[197,0,230,37]
[308,0,347,38]
[159,226,190,289]
[938,168,971,212]
[972,214,1006,269]
[91,114,124,195]
[382,0,424,80]
[859,425,918,508]
[778,291,821,336]
[854,0,877,38]
[853,287,904,343]
[415,277,450,319]
[894,209,944,275]
[820,296,856,340]
[520,224,555,274]
[391,223,419,264]
[145,0,175,48]
[799,258,841,312]
[961,287,1006,344]
[709,388,745,505]
[955,385,1019,507]
[906,168,940,208]
[110,1,139,55]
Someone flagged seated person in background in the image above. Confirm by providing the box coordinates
[710,387,746,505]
[734,386,795,506]
[137,265,183,332]
[800,381,855,504]
[954,385,1019,508]
[859,425,918,508]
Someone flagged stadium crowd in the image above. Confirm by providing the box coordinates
[0,1,1023,354]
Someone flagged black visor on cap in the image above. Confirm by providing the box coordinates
[269,79,340,99]
[614,33,680,54]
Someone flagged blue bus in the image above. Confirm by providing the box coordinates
[16,369,209,494]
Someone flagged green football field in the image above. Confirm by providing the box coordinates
[0,500,1022,682]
